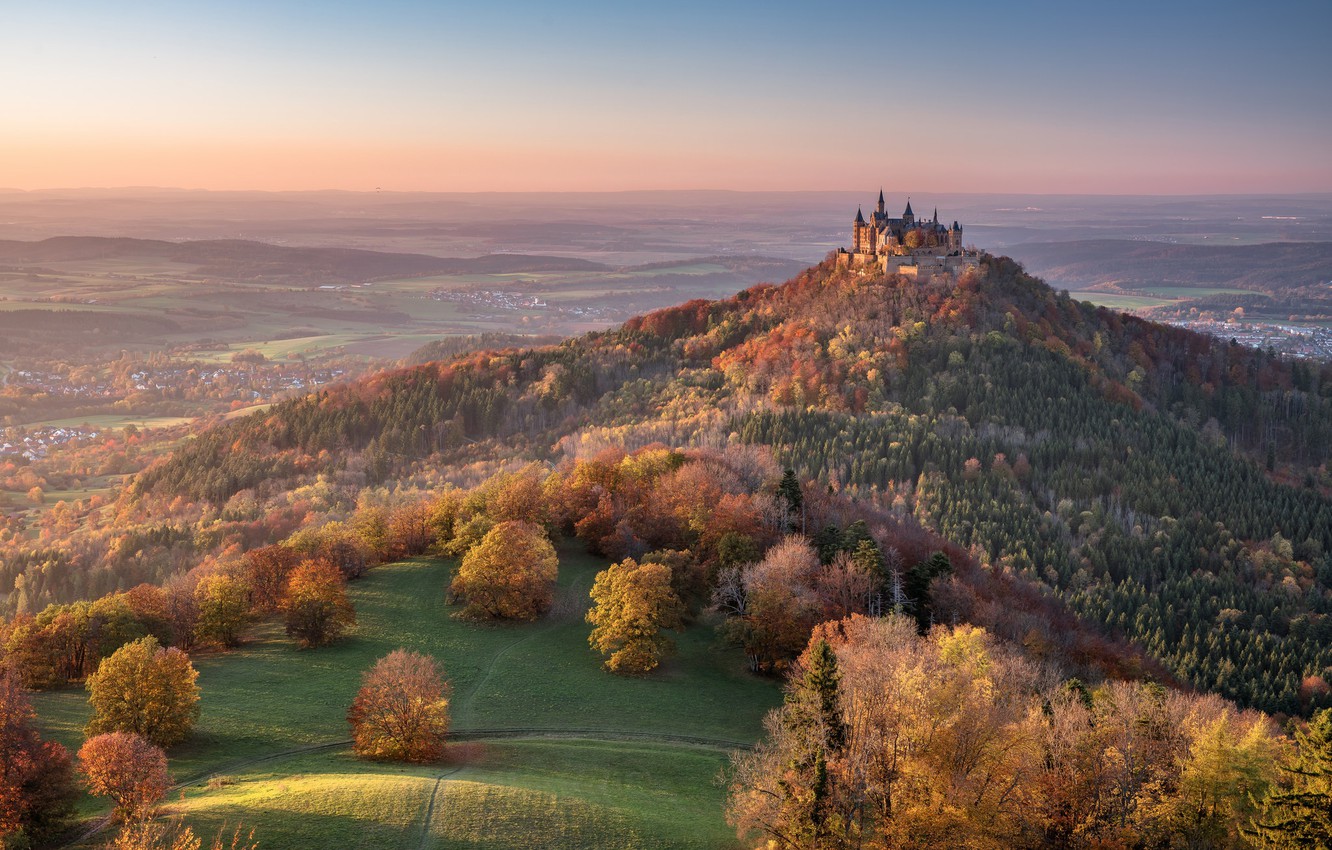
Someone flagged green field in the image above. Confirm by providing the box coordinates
[1069,290,1179,310]
[34,547,779,848]
[1131,285,1261,298]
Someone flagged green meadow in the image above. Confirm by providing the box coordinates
[34,547,780,848]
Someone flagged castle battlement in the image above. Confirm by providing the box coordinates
[835,190,979,279]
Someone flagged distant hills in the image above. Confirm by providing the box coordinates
[0,236,609,285]
[1012,239,1332,292]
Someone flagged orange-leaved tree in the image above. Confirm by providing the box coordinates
[449,521,558,620]
[586,558,684,674]
[282,560,356,648]
[78,732,170,823]
[0,666,76,845]
[347,649,450,763]
[86,637,200,747]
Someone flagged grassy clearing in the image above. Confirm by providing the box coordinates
[165,740,737,850]
[1069,291,1179,310]
[36,546,777,847]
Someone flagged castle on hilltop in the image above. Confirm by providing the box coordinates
[835,189,979,279]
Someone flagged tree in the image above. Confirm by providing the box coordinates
[283,560,356,648]
[1248,708,1332,847]
[86,637,200,747]
[905,551,952,632]
[192,573,251,648]
[241,545,300,613]
[78,732,170,823]
[586,558,684,674]
[449,521,558,620]
[347,649,450,763]
[0,666,76,845]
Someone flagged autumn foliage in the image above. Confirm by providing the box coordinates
[282,560,356,648]
[450,520,558,621]
[586,558,684,673]
[347,649,451,763]
[0,666,75,845]
[86,636,200,747]
[78,732,170,823]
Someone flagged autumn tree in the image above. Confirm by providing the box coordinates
[449,521,558,620]
[0,666,76,845]
[586,558,684,674]
[347,649,450,763]
[1248,708,1332,847]
[283,560,356,648]
[241,545,300,613]
[192,573,252,648]
[78,732,170,823]
[86,637,200,747]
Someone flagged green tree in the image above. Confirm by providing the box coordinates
[586,559,684,674]
[1248,708,1332,848]
[86,637,200,747]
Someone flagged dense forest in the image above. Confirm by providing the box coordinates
[8,253,1332,716]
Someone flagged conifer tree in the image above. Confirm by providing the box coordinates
[1247,709,1332,848]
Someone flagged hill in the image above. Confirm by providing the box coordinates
[124,253,1332,716]
[33,548,777,848]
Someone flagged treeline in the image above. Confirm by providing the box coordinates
[729,617,1330,850]
[2,446,1158,699]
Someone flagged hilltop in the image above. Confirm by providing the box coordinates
[117,253,1332,715]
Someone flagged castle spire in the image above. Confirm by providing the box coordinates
[877,188,885,215]
[854,206,865,224]
[933,207,938,224]
[903,198,914,217]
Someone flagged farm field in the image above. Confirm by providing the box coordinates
[34,546,780,848]
[1068,290,1180,310]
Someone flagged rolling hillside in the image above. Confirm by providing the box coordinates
[126,253,1332,715]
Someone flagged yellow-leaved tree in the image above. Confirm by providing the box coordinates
[86,637,200,748]
[449,521,557,620]
[586,558,684,674]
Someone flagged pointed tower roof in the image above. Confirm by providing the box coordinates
[952,220,961,231]
[933,207,939,223]
[903,199,914,217]
[878,188,885,205]
[854,207,865,224]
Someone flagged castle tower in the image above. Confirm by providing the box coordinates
[853,207,869,254]
[902,198,915,226]
[876,188,885,216]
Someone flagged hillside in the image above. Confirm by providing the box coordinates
[38,254,1332,715]
[30,549,776,848]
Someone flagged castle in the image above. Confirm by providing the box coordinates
[835,189,979,278]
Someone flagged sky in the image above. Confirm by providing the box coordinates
[3,0,1330,194]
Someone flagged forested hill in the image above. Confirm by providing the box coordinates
[135,254,1332,714]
